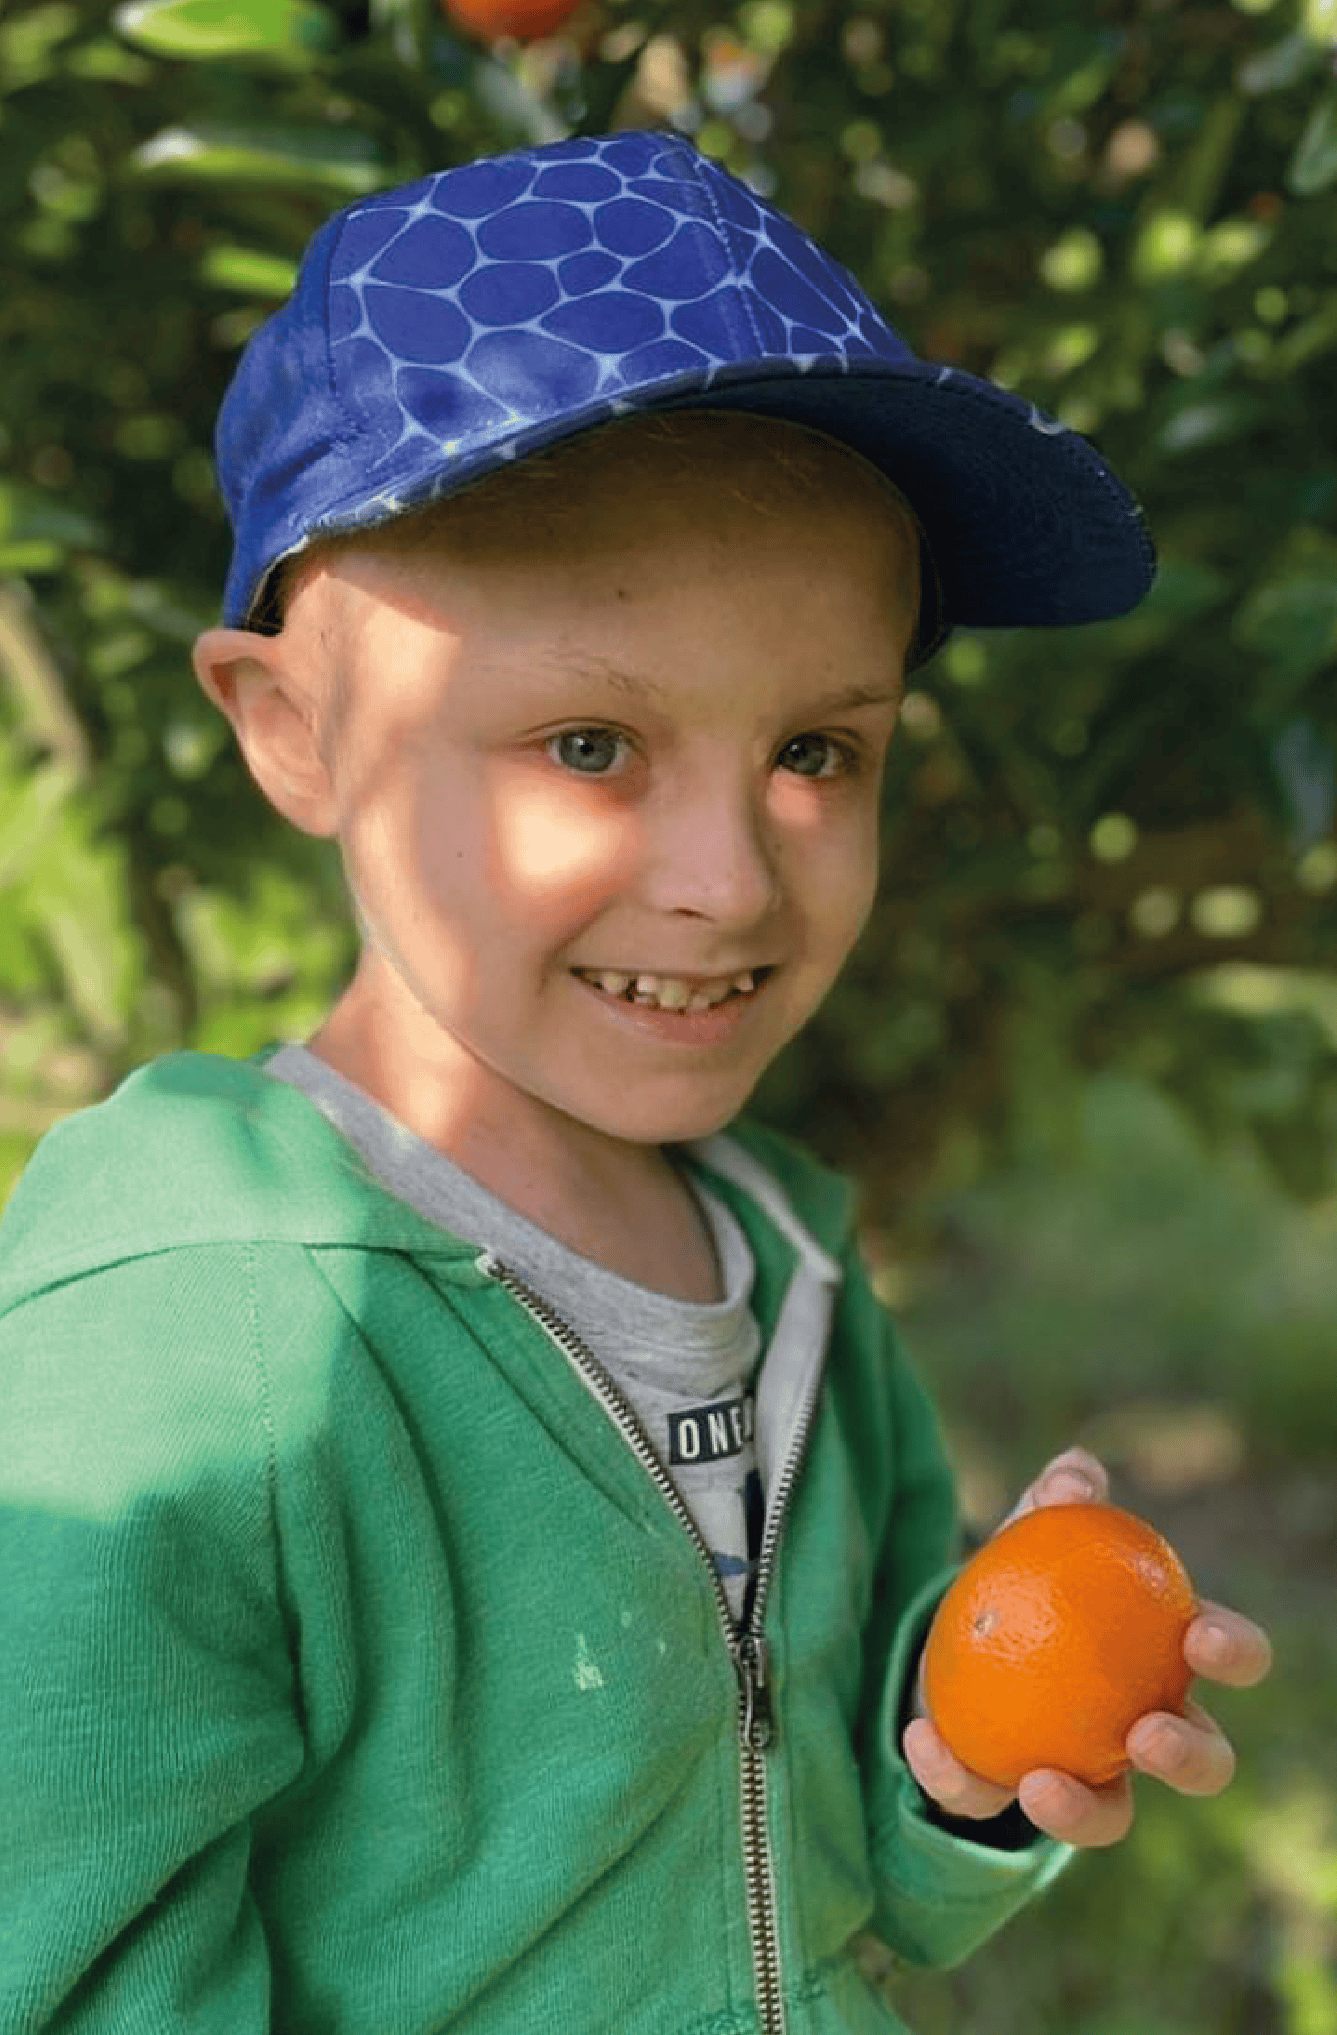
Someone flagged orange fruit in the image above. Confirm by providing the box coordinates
[441,0,583,42]
[921,1501,1198,1790]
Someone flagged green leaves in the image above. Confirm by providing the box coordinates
[1233,535,1337,735]
[1235,577,1337,689]
[199,243,299,293]
[131,120,386,193]
[0,483,103,578]
[113,0,338,64]
[1288,84,1337,193]
[0,705,144,1054]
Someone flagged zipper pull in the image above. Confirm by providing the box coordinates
[735,1630,774,1752]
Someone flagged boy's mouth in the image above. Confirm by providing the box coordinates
[572,967,768,1014]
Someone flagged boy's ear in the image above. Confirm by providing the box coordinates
[192,627,338,839]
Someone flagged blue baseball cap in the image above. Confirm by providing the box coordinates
[215,128,1155,650]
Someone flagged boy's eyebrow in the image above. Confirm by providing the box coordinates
[552,655,669,703]
[804,680,904,715]
[546,657,902,715]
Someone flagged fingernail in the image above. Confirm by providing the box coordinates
[1131,1719,1185,1773]
[1023,1771,1077,1820]
[1197,1619,1229,1666]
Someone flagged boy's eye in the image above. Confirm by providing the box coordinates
[548,728,628,775]
[777,733,849,779]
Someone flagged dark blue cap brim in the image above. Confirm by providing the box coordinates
[654,362,1155,631]
[228,356,1153,638]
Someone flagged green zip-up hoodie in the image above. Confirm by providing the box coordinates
[0,1049,1067,2034]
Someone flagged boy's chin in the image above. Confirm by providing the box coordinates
[568,1087,757,1150]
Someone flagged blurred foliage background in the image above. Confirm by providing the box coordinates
[1,0,1334,2027]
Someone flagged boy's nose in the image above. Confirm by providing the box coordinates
[642,782,781,928]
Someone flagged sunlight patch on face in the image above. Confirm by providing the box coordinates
[768,776,844,837]
[488,775,636,909]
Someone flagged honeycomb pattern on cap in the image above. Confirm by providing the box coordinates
[325,131,912,492]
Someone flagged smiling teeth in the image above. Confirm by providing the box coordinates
[580,969,758,1011]
[641,975,691,1010]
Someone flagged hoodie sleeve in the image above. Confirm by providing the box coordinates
[848,1259,1074,1970]
[0,1245,304,2032]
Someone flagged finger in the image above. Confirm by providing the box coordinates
[902,1717,1017,1822]
[1002,1447,1111,1528]
[1016,1768,1134,1848]
[1126,1700,1236,1797]
[1186,1602,1274,1688]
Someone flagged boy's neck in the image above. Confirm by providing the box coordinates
[303,992,723,1305]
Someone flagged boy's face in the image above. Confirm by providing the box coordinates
[197,426,918,1162]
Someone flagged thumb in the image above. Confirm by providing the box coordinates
[999,1447,1109,1532]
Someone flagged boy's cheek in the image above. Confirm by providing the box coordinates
[830,824,883,938]
[484,772,640,914]
[771,778,882,879]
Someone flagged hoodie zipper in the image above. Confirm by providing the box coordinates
[480,1253,825,2035]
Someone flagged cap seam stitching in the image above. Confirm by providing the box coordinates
[686,151,768,361]
[322,207,375,455]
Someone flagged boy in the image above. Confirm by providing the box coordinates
[0,131,1269,2033]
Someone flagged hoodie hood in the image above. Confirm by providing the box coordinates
[0,1047,474,1311]
[0,1047,858,1315]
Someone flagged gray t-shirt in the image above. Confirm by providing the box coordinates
[263,1044,764,1618]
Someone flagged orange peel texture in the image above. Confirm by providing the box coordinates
[921,1501,1198,1790]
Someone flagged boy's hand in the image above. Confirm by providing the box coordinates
[902,1447,1274,1848]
